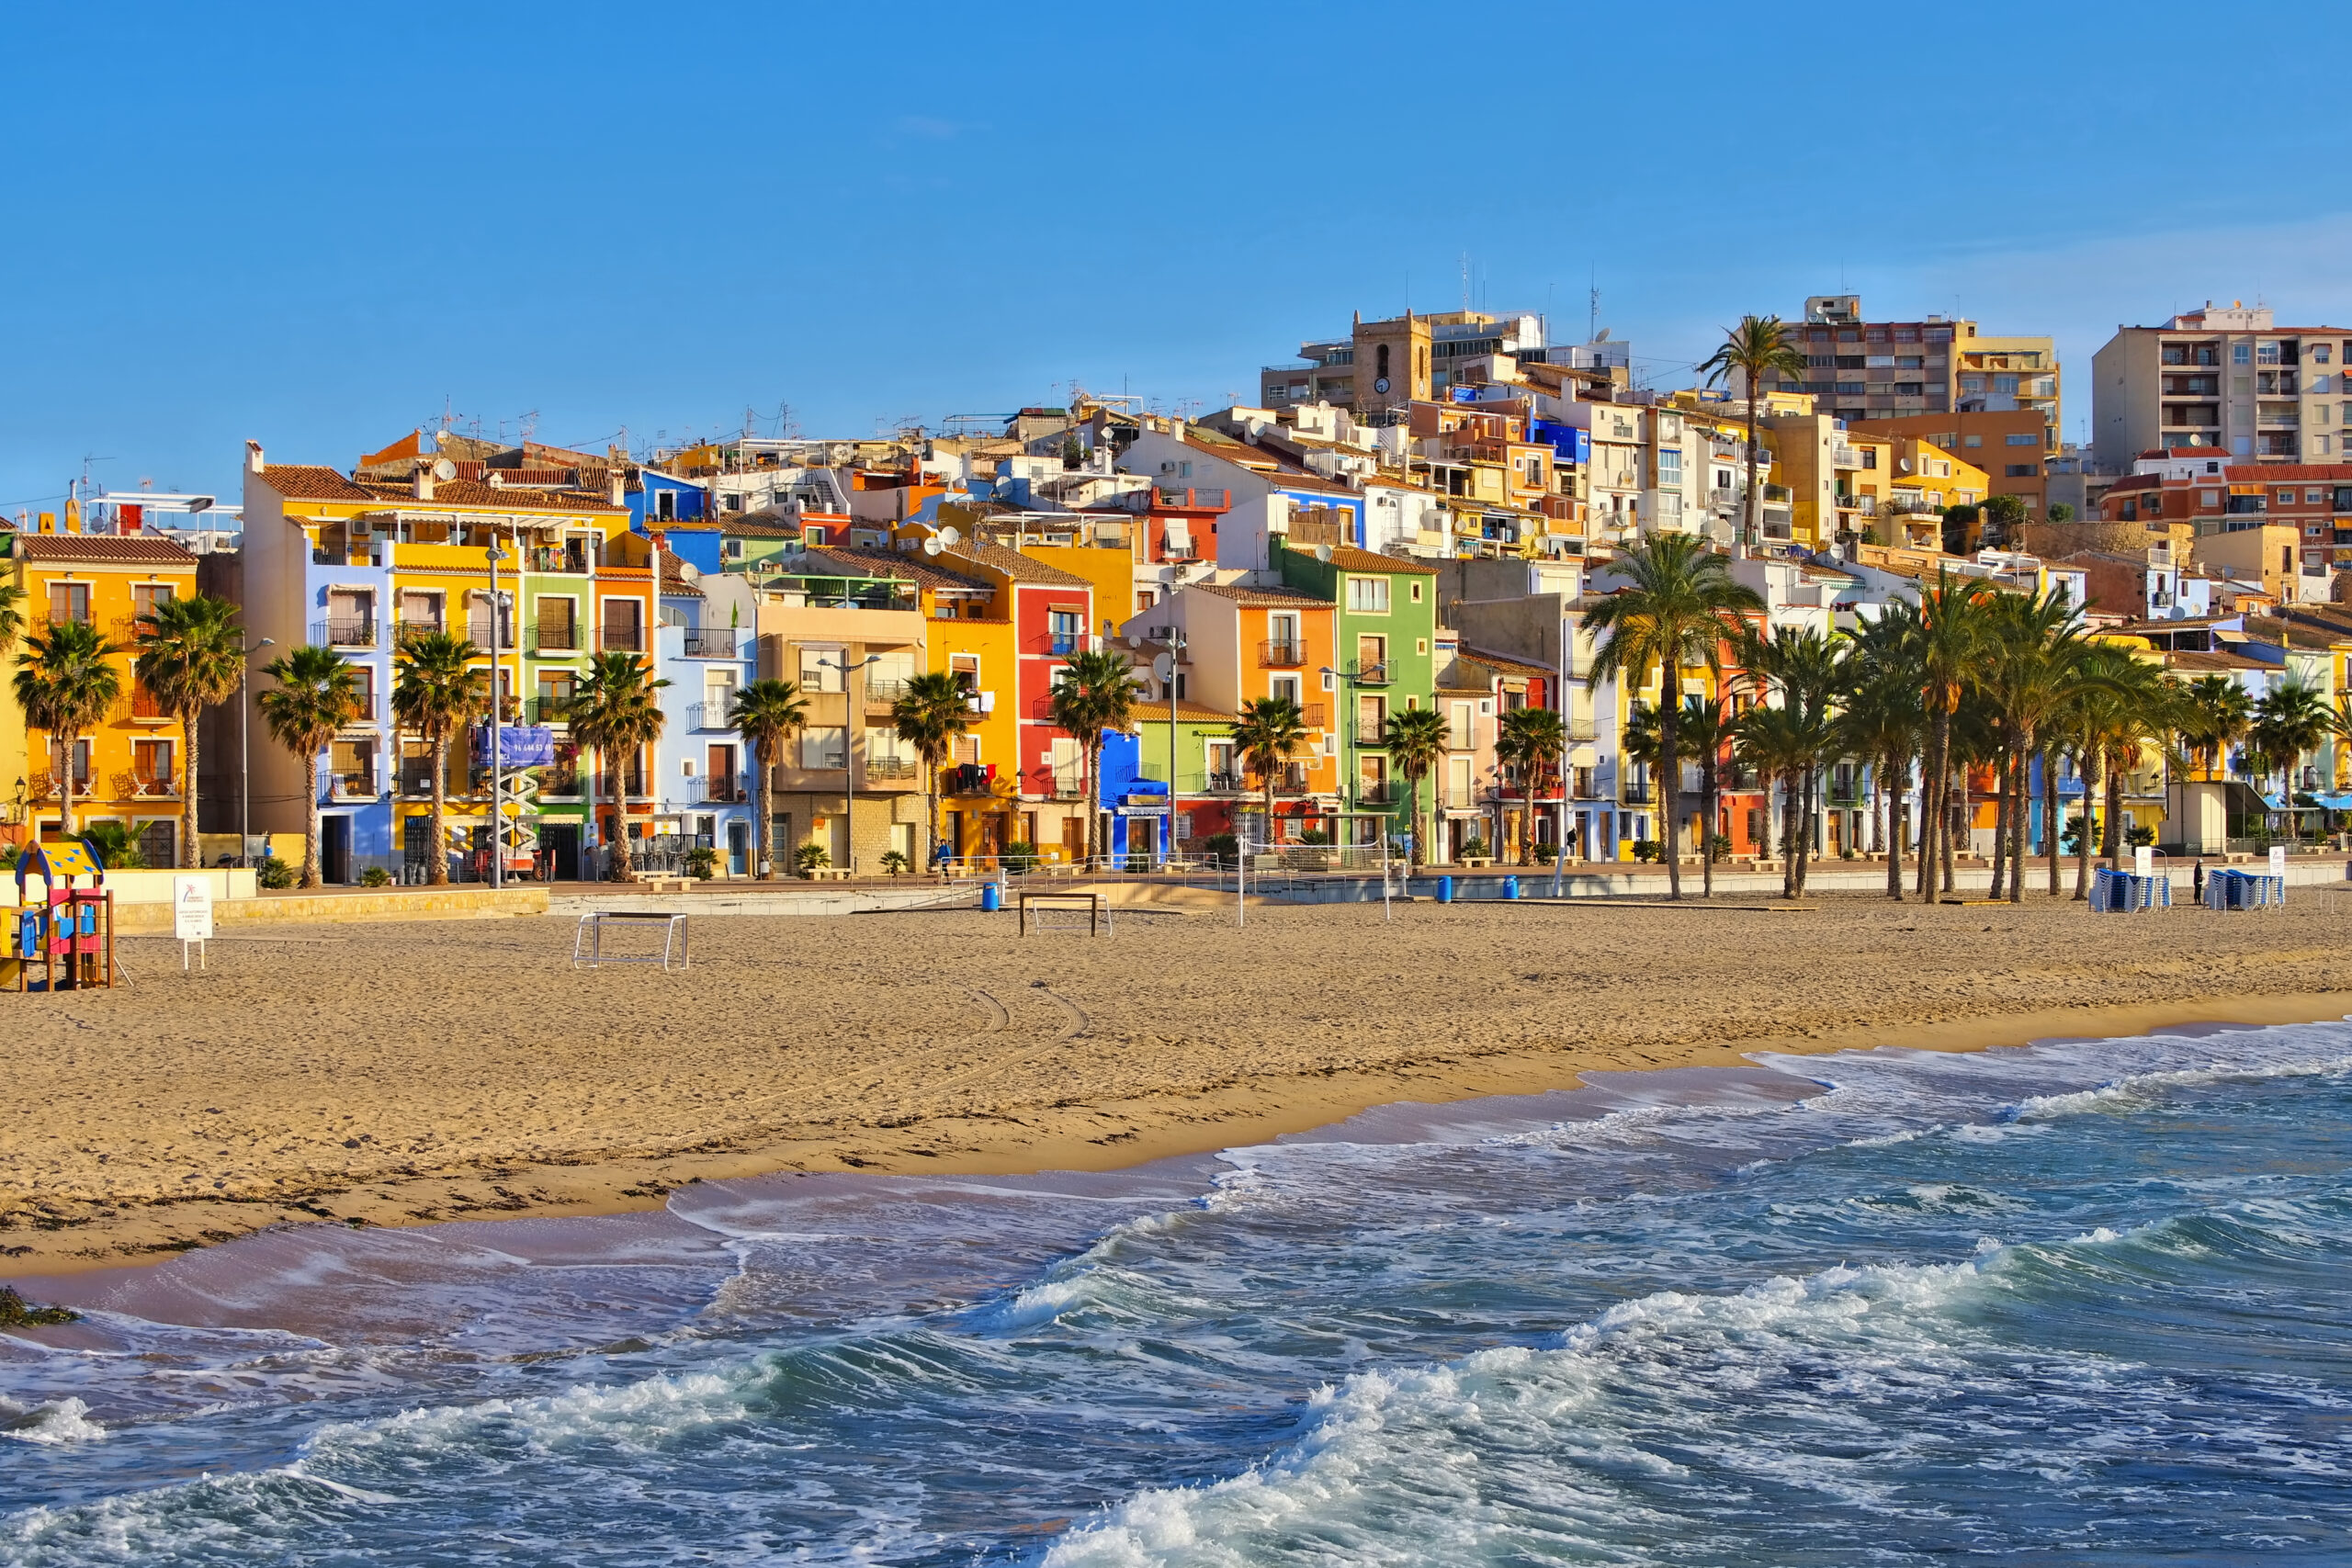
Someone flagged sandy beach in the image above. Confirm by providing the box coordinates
[4,890,2349,1277]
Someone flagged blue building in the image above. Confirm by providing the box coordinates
[651,558,761,875]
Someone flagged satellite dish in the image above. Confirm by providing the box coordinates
[922,537,943,556]
[1314,542,1334,562]
[433,457,458,481]
[1594,328,1611,342]
[938,525,962,546]
[1151,653,1175,682]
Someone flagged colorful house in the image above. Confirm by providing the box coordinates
[1272,541,1442,847]
[240,439,639,882]
[5,529,199,863]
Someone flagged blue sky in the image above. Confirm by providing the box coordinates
[6,1,2350,513]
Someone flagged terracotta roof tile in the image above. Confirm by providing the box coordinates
[11,533,198,567]
[259,464,375,501]
[948,538,1093,589]
[802,546,992,592]
[1458,645,1555,681]
[1192,582,1331,607]
[1319,544,1441,574]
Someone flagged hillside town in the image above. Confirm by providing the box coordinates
[7,294,2352,889]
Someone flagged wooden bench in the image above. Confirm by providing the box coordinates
[636,875,691,893]
[803,867,853,881]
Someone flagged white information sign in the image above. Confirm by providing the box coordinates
[2269,845,2288,880]
[2133,845,2154,879]
[173,875,213,941]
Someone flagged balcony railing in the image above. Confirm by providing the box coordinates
[1350,660,1393,685]
[1355,781,1402,806]
[330,768,378,801]
[600,623,644,653]
[1205,771,1246,794]
[1259,639,1306,668]
[865,757,920,782]
[528,545,594,575]
[312,618,378,649]
[128,686,174,722]
[685,702,734,731]
[128,773,179,800]
[865,677,910,707]
[695,773,750,804]
[1621,783,1655,805]
[1355,716,1389,745]
[530,621,581,653]
[681,628,739,659]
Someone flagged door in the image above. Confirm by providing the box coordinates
[322,815,352,885]
[543,822,582,882]
[1061,814,1086,861]
[727,820,749,876]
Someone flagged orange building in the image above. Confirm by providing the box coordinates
[6,531,200,861]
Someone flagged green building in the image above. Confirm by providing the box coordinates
[1272,540,1441,847]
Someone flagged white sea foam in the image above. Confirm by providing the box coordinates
[2011,1052,2352,1122]
[1,1397,107,1446]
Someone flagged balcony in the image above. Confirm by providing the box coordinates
[600,623,644,653]
[527,543,594,575]
[1259,638,1306,668]
[539,769,582,797]
[1295,702,1326,728]
[685,702,734,731]
[681,628,739,659]
[127,772,179,800]
[1350,660,1394,686]
[1355,781,1402,806]
[1355,716,1390,745]
[1205,771,1247,794]
[312,618,378,649]
[128,686,174,723]
[1621,783,1655,805]
[1155,487,1231,510]
[529,621,581,654]
[329,768,379,801]
[865,677,910,708]
[695,773,750,805]
[865,757,920,783]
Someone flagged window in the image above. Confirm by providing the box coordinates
[799,648,842,692]
[1205,739,1236,786]
[1896,355,1923,369]
[2233,344,2252,365]
[1048,608,1081,654]
[1962,434,1984,448]
[348,664,375,723]
[2320,345,2338,365]
[2258,343,2282,365]
[1270,674,1301,707]
[1449,701,1473,749]
[800,727,847,770]
[537,669,575,717]
[2278,490,2296,504]
[1894,382,1925,397]
[704,668,739,713]
[2310,489,2328,504]
[137,819,175,868]
[653,489,676,522]
[46,581,90,625]
[1993,374,2019,395]
[2006,464,2038,478]
[1836,355,1865,369]
[1960,375,1984,394]
[130,582,175,623]
[132,738,175,794]
[1345,576,1390,613]
[399,589,442,632]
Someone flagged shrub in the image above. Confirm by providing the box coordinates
[1459,835,1490,860]
[684,846,720,880]
[1297,828,1331,846]
[2124,822,2156,849]
[79,822,146,870]
[1706,833,1733,863]
[1631,838,1664,863]
[1201,832,1238,864]
[794,842,831,876]
[257,855,297,889]
[879,850,910,875]
[360,866,392,887]
[1001,840,1038,871]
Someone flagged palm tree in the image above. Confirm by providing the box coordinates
[2250,679,2330,843]
[13,620,123,839]
[130,593,244,868]
[566,650,670,881]
[729,678,808,879]
[1696,315,1808,550]
[1385,705,1452,867]
[1047,649,1145,864]
[1583,533,1764,898]
[390,632,491,886]
[1229,697,1307,857]
[256,646,360,887]
[0,582,24,650]
[893,671,973,874]
[1735,626,1846,898]
[1911,572,1994,897]
[1496,705,1566,867]
[2179,673,2252,781]
[1840,604,1925,901]
[1978,589,2085,902]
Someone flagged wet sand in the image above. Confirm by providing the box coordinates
[5,891,2349,1276]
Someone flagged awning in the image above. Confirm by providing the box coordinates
[2316,793,2352,811]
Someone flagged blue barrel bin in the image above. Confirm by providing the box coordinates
[1435,875,1454,904]
[1502,875,1520,900]
[979,882,1001,913]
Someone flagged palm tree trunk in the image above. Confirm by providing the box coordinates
[2103,767,2123,870]
[1744,399,1761,550]
[1989,745,2009,900]
[179,706,201,868]
[2009,745,2030,904]
[1943,756,1963,896]
[1700,762,1717,899]
[925,757,940,878]
[302,754,322,888]
[427,728,450,886]
[1917,713,1945,899]
[756,742,775,880]
[1796,766,1817,897]
[2073,754,2097,899]
[59,733,76,838]
[1779,772,1799,898]
[2042,747,2062,897]
[582,745,599,883]
[1883,750,1904,902]
[1658,699,1683,900]
[611,749,636,881]
[1408,773,1423,867]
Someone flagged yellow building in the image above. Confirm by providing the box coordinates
[1866,436,1989,549]
[1763,412,1896,551]
[6,529,200,862]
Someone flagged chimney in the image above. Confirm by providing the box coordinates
[486,470,504,490]
[413,463,435,502]
[245,440,265,475]
[609,469,626,507]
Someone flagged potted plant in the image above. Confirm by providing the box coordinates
[879,849,910,875]
[1459,834,1492,868]
[685,845,720,880]
[795,842,831,878]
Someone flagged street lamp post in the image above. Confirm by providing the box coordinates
[241,637,275,866]
[488,537,511,889]
[822,653,882,875]
[1157,627,1185,869]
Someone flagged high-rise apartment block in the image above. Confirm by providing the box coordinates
[2091,301,2352,469]
[1260,310,1621,419]
[1772,297,2060,441]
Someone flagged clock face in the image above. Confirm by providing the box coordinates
[1373,377,1391,394]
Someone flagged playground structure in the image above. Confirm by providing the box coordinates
[10,840,118,993]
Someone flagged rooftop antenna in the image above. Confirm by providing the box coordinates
[519,410,539,443]
[1461,251,1471,311]
[1589,265,1599,344]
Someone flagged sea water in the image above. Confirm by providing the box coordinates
[5,1021,2351,1565]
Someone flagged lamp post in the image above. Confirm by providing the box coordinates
[487,537,511,889]
[821,653,882,874]
[1319,663,1348,852]
[1159,626,1185,869]
[241,637,275,866]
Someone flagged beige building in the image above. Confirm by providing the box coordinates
[1260,310,1557,420]
[1775,296,2059,442]
[2091,301,2352,469]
